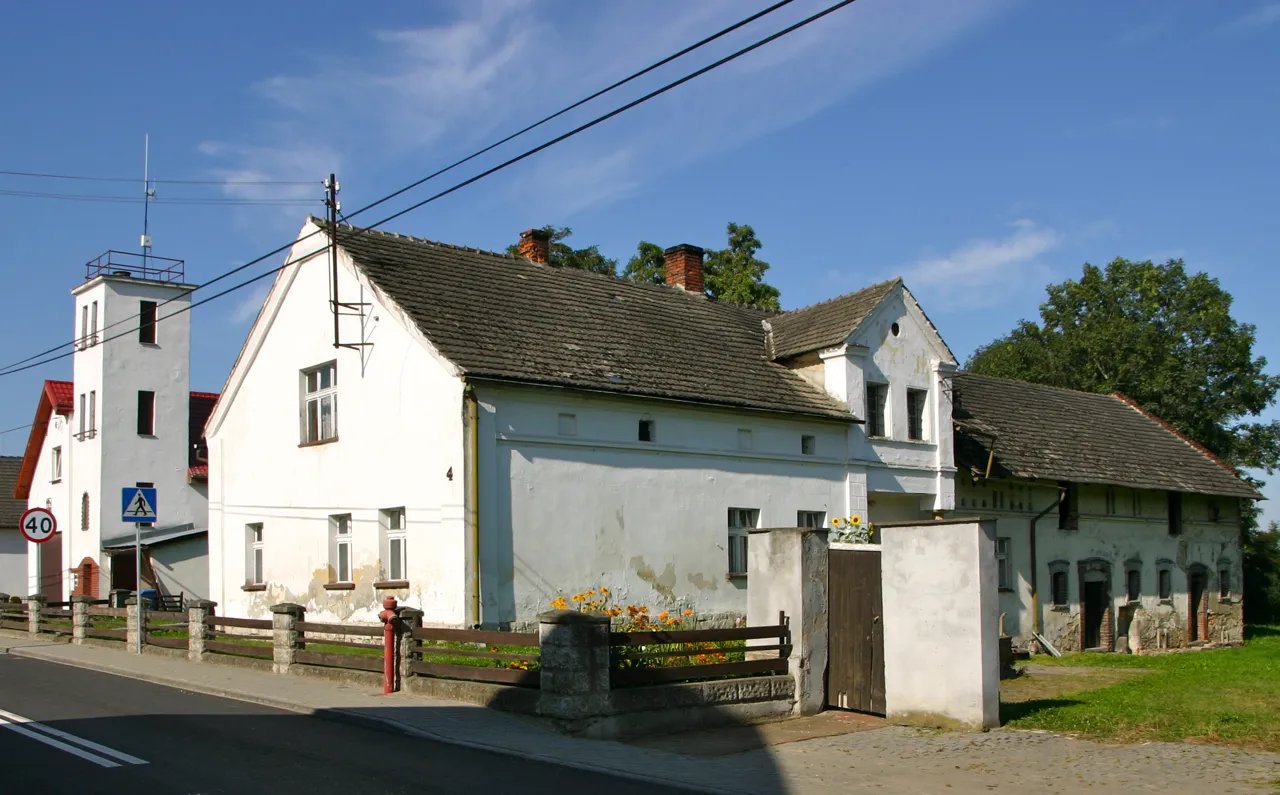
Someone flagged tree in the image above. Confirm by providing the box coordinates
[622,241,666,285]
[1244,521,1280,625]
[508,226,617,277]
[703,223,781,310]
[967,258,1280,473]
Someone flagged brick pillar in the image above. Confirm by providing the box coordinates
[188,600,216,662]
[1100,605,1114,651]
[536,610,611,724]
[126,597,142,653]
[27,595,46,636]
[397,607,423,684]
[518,228,550,263]
[1197,601,1209,643]
[663,244,705,293]
[71,595,94,645]
[270,603,305,675]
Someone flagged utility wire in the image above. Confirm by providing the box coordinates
[0,0,799,376]
[0,189,319,206]
[0,0,856,379]
[0,423,33,435]
[0,169,315,186]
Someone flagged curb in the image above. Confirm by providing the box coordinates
[6,645,736,795]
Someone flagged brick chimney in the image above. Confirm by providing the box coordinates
[664,244,705,294]
[519,228,551,264]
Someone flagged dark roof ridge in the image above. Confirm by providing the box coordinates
[313,216,524,262]
[1111,392,1241,479]
[777,277,902,319]
[956,370,1122,401]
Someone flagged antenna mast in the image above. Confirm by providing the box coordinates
[324,174,372,353]
[141,134,155,265]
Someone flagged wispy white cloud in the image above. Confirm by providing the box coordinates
[228,281,272,325]
[1220,3,1280,33]
[901,220,1060,311]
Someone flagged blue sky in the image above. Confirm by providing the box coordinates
[1,0,1278,517]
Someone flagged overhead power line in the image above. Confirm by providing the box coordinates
[0,0,800,377]
[0,169,316,186]
[0,0,856,379]
[0,189,319,206]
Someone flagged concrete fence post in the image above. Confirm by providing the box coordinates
[109,589,130,609]
[397,607,424,684]
[188,600,217,662]
[71,595,94,645]
[125,597,141,652]
[27,595,46,636]
[536,609,611,725]
[270,603,305,675]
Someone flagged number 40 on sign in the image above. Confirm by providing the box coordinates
[20,507,57,544]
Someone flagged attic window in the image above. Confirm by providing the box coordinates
[638,419,655,443]
[1057,483,1079,531]
[801,435,816,455]
[1167,492,1183,536]
[890,322,900,337]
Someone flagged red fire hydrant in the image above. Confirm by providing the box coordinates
[379,596,399,694]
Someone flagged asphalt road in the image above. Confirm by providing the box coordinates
[0,654,702,795]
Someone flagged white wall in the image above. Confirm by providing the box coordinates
[476,384,850,625]
[25,412,72,599]
[149,536,209,600]
[880,519,1000,730]
[208,224,467,624]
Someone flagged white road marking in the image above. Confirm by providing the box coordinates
[0,707,148,767]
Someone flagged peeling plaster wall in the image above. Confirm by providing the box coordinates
[958,477,1245,651]
[476,385,848,625]
[208,230,467,625]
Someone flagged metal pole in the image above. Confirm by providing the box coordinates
[135,520,142,653]
[142,134,151,269]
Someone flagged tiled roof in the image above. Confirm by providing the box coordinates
[188,464,208,481]
[45,380,73,413]
[767,279,900,360]
[327,221,854,420]
[952,372,1259,499]
[0,457,23,527]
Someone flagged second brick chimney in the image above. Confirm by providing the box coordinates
[519,228,551,263]
[664,244,705,294]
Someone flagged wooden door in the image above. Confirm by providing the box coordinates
[39,533,62,600]
[1083,581,1105,649]
[827,549,885,714]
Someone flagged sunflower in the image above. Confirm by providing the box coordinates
[849,515,861,525]
[831,517,844,528]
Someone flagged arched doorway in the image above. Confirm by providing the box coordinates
[1188,566,1208,643]
[71,557,99,599]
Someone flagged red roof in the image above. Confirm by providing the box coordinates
[187,464,209,481]
[45,380,74,414]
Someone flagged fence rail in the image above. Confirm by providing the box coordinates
[203,616,274,660]
[406,626,541,687]
[85,607,127,641]
[0,604,27,632]
[608,618,789,688]
[293,620,387,673]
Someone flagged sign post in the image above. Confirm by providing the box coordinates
[121,487,157,655]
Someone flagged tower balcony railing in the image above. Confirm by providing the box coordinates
[85,251,185,284]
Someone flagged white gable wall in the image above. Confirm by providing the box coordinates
[23,413,72,598]
[208,230,468,624]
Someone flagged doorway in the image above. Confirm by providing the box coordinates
[827,548,885,714]
[1083,581,1107,649]
[1188,570,1207,642]
[38,532,62,600]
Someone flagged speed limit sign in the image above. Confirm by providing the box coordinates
[20,507,57,544]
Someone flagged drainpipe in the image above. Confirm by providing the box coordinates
[1029,486,1065,635]
[465,385,481,628]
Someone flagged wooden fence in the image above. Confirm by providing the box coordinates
[407,626,541,687]
[38,606,74,637]
[204,616,275,659]
[609,620,790,687]
[85,607,128,641]
[294,621,385,673]
[0,602,27,632]
[143,610,189,649]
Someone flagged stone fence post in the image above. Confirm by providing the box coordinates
[110,589,130,608]
[188,600,217,661]
[270,603,305,675]
[27,595,46,636]
[536,609,611,725]
[397,607,423,684]
[126,597,141,652]
[71,595,94,645]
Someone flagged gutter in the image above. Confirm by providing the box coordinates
[465,384,481,628]
[1029,485,1065,637]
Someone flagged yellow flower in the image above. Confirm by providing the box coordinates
[849,515,861,525]
[571,594,584,602]
[600,587,609,595]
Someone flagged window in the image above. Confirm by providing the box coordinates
[906,388,927,441]
[81,492,90,532]
[797,510,826,529]
[330,514,352,582]
[1219,565,1230,600]
[865,383,888,438]
[890,322,900,337]
[1132,489,1143,516]
[737,429,753,451]
[992,490,1005,510]
[302,362,338,444]
[90,301,98,344]
[801,434,816,455]
[727,508,758,577]
[1167,491,1183,536]
[1057,483,1079,530]
[996,537,1012,591]
[638,419,654,442]
[1208,499,1221,523]
[139,300,157,344]
[557,413,577,436]
[1126,566,1141,603]
[1051,570,1068,607]
[246,524,264,585]
[137,390,156,435]
[1157,563,1173,600]
[51,446,62,482]
[78,393,86,438]
[380,508,407,582]
[1105,488,1117,516]
[87,391,96,437]
[80,304,89,348]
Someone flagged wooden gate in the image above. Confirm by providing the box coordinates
[827,548,885,714]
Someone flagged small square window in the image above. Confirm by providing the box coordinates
[1058,483,1079,530]
[801,434,816,455]
[330,514,352,583]
[1126,568,1141,602]
[380,508,407,582]
[557,413,577,436]
[797,510,825,528]
[1167,492,1183,535]
[906,388,927,441]
[1051,570,1068,607]
[302,362,338,444]
[865,383,888,438]
[1158,568,1172,600]
[737,429,753,451]
[139,300,157,345]
[1105,488,1117,516]
[246,523,264,585]
[1208,500,1221,523]
[996,537,1012,590]
[727,508,758,576]
[137,390,156,435]
[1219,568,1230,600]
[638,419,654,442]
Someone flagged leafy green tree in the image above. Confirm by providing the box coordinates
[967,258,1280,473]
[703,223,781,310]
[508,226,617,277]
[622,241,666,285]
[1244,520,1280,625]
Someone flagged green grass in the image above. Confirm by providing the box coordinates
[1004,625,1280,751]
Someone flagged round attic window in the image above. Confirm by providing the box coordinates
[890,322,901,337]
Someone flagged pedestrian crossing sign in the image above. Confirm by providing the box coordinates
[121,487,158,523]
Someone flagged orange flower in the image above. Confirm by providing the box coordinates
[600,587,609,595]
[658,611,669,620]
[683,609,693,616]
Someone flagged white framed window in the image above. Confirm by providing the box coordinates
[906,388,927,441]
[330,514,352,583]
[80,304,89,349]
[866,383,888,438]
[301,362,338,444]
[51,446,62,482]
[87,390,96,438]
[557,413,577,436]
[737,429,753,451]
[78,393,86,438]
[801,434,816,455]
[996,537,1012,591]
[246,523,264,585]
[90,301,98,345]
[380,507,407,582]
[727,508,758,577]
[797,510,825,529]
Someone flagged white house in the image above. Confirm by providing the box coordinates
[12,253,216,603]
[0,456,27,596]
[205,218,1257,651]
